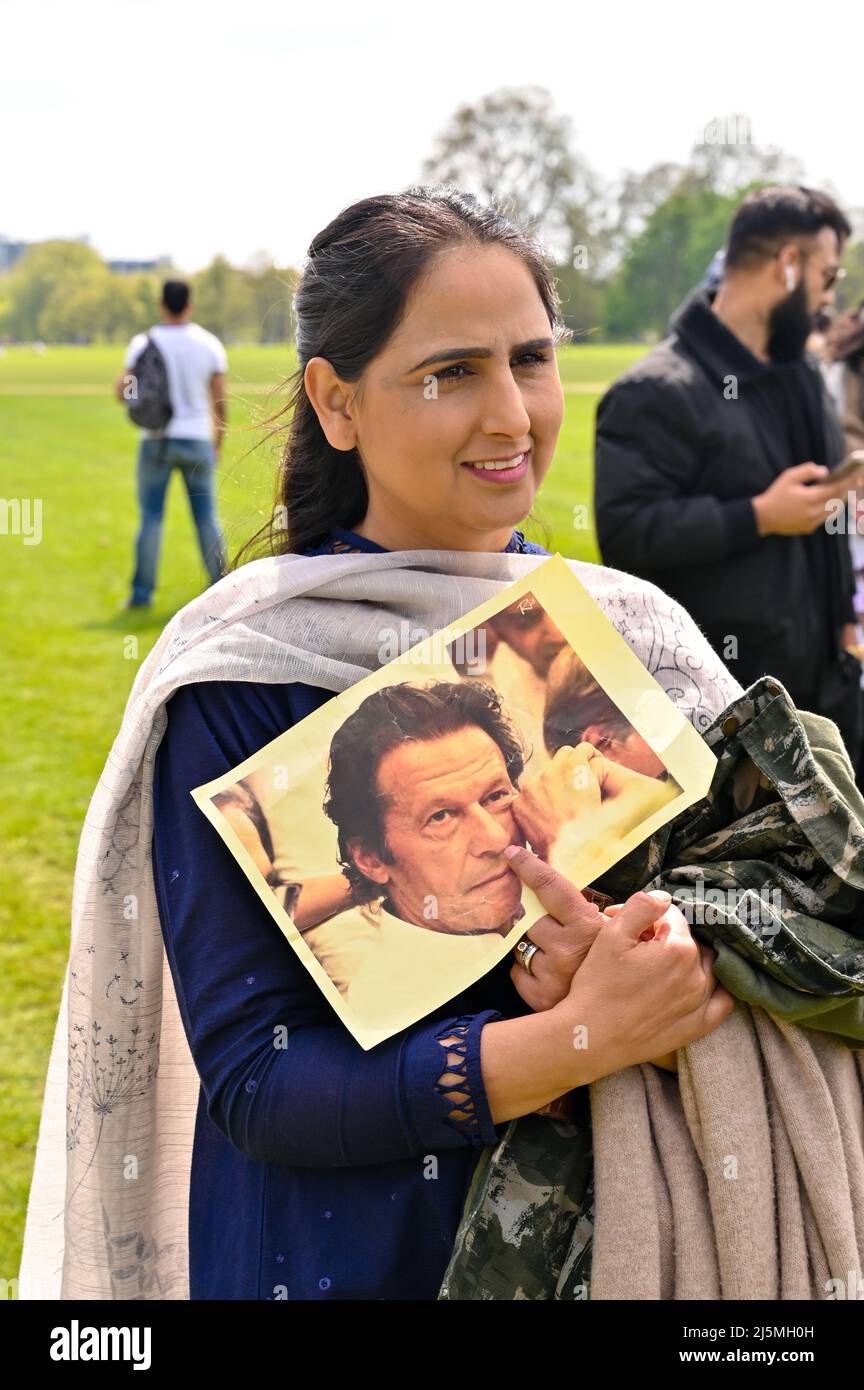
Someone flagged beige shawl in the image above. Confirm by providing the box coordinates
[589,1004,864,1299]
[18,546,742,1299]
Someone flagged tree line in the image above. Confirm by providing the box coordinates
[0,244,298,345]
[2,91,862,346]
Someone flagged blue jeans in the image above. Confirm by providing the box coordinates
[130,437,226,604]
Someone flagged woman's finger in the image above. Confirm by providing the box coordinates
[503,845,604,932]
[605,889,675,945]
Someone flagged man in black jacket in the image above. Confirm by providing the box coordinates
[595,185,864,772]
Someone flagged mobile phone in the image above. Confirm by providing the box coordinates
[827,450,864,483]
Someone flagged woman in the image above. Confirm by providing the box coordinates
[823,300,864,461]
[822,303,864,787]
[20,186,735,1302]
[153,185,735,1299]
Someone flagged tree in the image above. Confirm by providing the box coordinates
[249,261,299,344]
[421,85,605,265]
[193,255,256,342]
[3,240,107,340]
[601,116,811,339]
[837,223,864,315]
[608,162,687,257]
[604,183,742,339]
[690,114,804,195]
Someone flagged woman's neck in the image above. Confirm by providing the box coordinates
[351,510,515,553]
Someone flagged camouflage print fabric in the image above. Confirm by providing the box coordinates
[439,675,864,1301]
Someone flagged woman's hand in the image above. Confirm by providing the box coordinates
[503,845,609,1011]
[557,888,734,1079]
[601,900,678,1070]
[479,862,732,1124]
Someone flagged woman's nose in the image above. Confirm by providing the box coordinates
[477,366,532,440]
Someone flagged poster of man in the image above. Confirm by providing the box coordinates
[192,554,717,1048]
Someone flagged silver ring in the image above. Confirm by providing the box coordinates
[514,938,539,975]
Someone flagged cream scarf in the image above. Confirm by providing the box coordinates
[18,547,741,1299]
[589,1005,864,1299]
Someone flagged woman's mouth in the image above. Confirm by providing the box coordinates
[460,450,531,483]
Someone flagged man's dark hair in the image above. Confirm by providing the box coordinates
[323,679,526,903]
[543,670,632,757]
[161,279,190,315]
[724,185,851,271]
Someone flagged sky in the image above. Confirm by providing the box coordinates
[4,0,863,272]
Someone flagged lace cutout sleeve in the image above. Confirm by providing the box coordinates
[400,1009,503,1152]
[433,1018,483,1140]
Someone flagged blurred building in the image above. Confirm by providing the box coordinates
[107,255,173,273]
[0,234,171,274]
[0,235,37,271]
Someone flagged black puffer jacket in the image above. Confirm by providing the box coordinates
[594,289,856,722]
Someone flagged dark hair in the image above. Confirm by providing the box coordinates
[323,679,526,903]
[724,185,851,272]
[233,184,569,563]
[543,649,631,756]
[162,279,191,315]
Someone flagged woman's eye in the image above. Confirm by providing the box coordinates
[431,352,548,383]
[433,363,471,382]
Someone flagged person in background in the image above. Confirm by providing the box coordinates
[594,185,864,778]
[822,302,864,776]
[700,247,726,295]
[806,307,834,362]
[823,300,864,458]
[115,279,228,609]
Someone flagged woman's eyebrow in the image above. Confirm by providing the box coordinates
[406,336,554,373]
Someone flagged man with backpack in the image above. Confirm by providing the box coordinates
[116,279,228,609]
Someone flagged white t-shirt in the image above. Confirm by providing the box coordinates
[124,322,228,441]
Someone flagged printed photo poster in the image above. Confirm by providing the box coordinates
[191,554,718,1049]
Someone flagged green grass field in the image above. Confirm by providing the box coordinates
[0,340,645,1281]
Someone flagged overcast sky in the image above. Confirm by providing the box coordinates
[4,0,862,271]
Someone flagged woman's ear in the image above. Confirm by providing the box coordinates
[304,356,359,452]
[346,837,391,886]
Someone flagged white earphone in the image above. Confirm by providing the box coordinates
[785,264,797,291]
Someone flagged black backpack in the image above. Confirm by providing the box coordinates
[126,334,173,430]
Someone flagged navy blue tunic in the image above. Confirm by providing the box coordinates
[151,526,550,1299]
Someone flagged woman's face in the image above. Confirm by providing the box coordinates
[305,242,565,551]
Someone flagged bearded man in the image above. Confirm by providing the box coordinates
[594,184,864,773]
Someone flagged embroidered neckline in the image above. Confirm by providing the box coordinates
[310,526,531,556]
